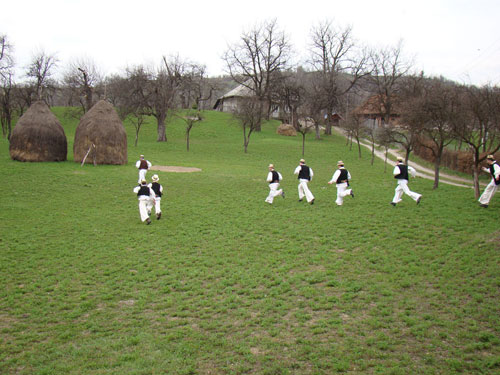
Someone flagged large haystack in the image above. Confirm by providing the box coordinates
[276,123,297,136]
[73,100,127,165]
[9,101,67,162]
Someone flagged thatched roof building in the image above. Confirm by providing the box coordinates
[9,101,67,162]
[73,100,127,165]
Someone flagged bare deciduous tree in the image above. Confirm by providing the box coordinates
[25,50,58,103]
[63,57,103,112]
[233,97,263,153]
[409,78,460,189]
[223,19,292,130]
[0,34,15,139]
[453,84,500,197]
[308,20,370,135]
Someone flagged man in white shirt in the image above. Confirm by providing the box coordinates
[391,157,422,206]
[265,164,285,204]
[133,180,156,224]
[479,154,500,208]
[148,174,164,219]
[328,160,354,205]
[135,155,152,183]
[294,158,315,204]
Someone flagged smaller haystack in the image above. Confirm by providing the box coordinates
[276,123,297,136]
[9,101,67,162]
[73,100,127,165]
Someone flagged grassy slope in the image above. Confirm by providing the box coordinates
[0,108,499,375]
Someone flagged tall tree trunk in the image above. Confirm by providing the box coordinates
[315,124,320,140]
[433,155,441,189]
[157,118,167,142]
[186,130,190,152]
[472,151,480,198]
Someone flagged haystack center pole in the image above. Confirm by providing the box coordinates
[81,143,96,166]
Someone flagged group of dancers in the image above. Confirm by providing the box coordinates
[133,155,163,225]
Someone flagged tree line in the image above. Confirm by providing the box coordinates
[1,19,499,198]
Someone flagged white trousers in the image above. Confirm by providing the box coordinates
[138,169,147,183]
[392,180,421,203]
[265,183,283,204]
[298,179,314,203]
[336,183,352,206]
[138,197,151,222]
[479,179,498,205]
[147,197,161,214]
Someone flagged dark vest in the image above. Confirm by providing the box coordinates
[394,164,409,180]
[336,169,349,184]
[151,182,162,197]
[490,162,500,185]
[137,185,151,197]
[139,160,148,170]
[270,170,280,184]
[298,165,311,181]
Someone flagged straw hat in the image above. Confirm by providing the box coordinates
[487,154,495,160]
[397,157,404,162]
[337,160,344,166]
[299,158,306,163]
[268,164,274,169]
[152,174,159,182]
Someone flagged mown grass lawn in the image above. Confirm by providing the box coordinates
[1,108,499,375]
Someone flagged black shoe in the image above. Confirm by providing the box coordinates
[298,199,303,202]
[282,190,285,199]
[416,196,422,205]
[390,202,396,206]
[479,204,488,208]
[146,218,152,225]
[157,212,161,220]
[350,190,354,198]
[310,199,315,205]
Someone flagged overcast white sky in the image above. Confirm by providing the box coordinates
[2,0,500,85]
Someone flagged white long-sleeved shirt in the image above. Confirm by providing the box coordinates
[136,159,152,169]
[329,168,351,184]
[294,165,314,180]
[393,164,416,179]
[266,171,283,183]
[483,162,500,180]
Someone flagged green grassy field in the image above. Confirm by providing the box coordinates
[1,108,499,375]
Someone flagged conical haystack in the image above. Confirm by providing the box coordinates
[73,100,127,165]
[9,101,67,162]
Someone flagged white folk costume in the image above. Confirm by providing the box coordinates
[391,159,422,206]
[479,156,500,208]
[294,159,315,204]
[328,162,353,206]
[148,174,164,219]
[136,155,152,183]
[265,164,284,204]
[133,181,155,224]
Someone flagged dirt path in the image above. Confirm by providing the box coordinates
[332,127,481,189]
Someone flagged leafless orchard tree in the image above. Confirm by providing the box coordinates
[25,49,58,103]
[308,20,370,135]
[63,57,103,112]
[453,84,500,198]
[233,97,263,153]
[223,19,292,130]
[368,41,413,126]
[409,78,460,189]
[176,106,203,151]
[0,34,15,139]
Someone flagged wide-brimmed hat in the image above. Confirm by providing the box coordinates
[152,174,159,182]
[299,158,305,163]
[397,157,404,162]
[487,154,495,160]
[268,164,274,169]
[337,160,344,166]
[141,179,147,185]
